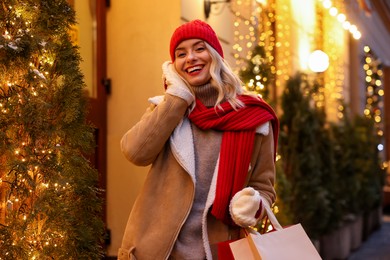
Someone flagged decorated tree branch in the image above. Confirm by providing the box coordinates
[0,0,104,258]
[239,45,274,101]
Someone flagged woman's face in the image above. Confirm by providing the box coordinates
[174,39,212,86]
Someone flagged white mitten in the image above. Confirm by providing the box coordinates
[229,187,261,227]
[162,61,194,106]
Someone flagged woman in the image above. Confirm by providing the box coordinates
[119,19,279,260]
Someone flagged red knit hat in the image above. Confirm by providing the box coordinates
[170,19,224,61]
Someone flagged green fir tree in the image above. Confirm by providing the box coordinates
[279,73,334,239]
[277,73,385,239]
[239,45,274,101]
[0,0,104,258]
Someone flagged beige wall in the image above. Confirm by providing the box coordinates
[106,0,181,256]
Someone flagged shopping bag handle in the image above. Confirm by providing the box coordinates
[261,198,283,231]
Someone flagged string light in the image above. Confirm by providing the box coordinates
[318,0,361,39]
[273,0,293,98]
[232,0,261,73]
[232,0,354,118]
[314,0,348,120]
[232,0,284,101]
[363,45,385,156]
[0,4,73,256]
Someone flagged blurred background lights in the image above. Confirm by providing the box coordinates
[308,50,329,72]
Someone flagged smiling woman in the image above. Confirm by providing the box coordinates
[173,39,212,86]
[118,19,279,260]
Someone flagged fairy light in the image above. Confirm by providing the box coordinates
[0,12,66,248]
[363,45,385,155]
[232,0,261,73]
[319,0,361,39]
[232,0,282,101]
[329,7,338,16]
[337,13,346,22]
[316,0,349,120]
[273,0,292,101]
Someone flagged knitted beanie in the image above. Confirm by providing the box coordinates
[170,19,224,61]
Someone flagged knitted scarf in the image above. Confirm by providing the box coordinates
[188,95,279,225]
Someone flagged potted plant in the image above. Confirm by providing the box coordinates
[279,73,334,241]
[351,116,385,240]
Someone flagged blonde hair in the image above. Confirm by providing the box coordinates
[205,43,245,109]
[174,41,255,110]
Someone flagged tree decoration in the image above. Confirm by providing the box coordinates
[240,45,273,100]
[0,0,104,258]
[231,0,277,102]
[362,45,385,158]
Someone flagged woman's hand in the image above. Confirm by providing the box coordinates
[229,187,262,227]
[162,61,194,106]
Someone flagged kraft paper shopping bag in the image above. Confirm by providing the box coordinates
[230,202,322,260]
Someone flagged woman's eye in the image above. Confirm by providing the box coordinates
[176,52,186,58]
[196,47,205,52]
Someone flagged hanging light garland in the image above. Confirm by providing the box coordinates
[232,0,262,73]
[318,0,354,120]
[273,0,292,100]
[363,45,385,155]
[318,0,361,39]
[232,0,288,102]
[231,0,360,118]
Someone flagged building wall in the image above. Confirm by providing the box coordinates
[105,0,181,256]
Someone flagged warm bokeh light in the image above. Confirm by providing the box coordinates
[308,50,329,72]
[363,45,385,154]
[232,0,360,120]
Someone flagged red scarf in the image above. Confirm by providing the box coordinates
[188,95,279,225]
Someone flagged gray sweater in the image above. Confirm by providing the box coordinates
[170,84,222,260]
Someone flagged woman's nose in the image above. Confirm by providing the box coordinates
[186,51,197,62]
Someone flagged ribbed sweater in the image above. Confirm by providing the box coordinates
[170,84,222,260]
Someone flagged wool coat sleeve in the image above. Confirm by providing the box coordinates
[121,94,188,166]
[247,123,277,206]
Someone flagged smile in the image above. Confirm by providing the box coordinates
[186,65,203,74]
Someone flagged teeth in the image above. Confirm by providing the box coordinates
[188,66,202,73]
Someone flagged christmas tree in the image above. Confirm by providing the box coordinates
[0,0,104,258]
[239,45,274,101]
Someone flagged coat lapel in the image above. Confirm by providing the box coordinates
[169,118,196,183]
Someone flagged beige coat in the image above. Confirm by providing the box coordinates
[118,94,276,260]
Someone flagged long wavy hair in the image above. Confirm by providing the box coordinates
[174,41,256,110]
[204,42,250,110]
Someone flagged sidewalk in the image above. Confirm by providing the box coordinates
[348,214,390,260]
